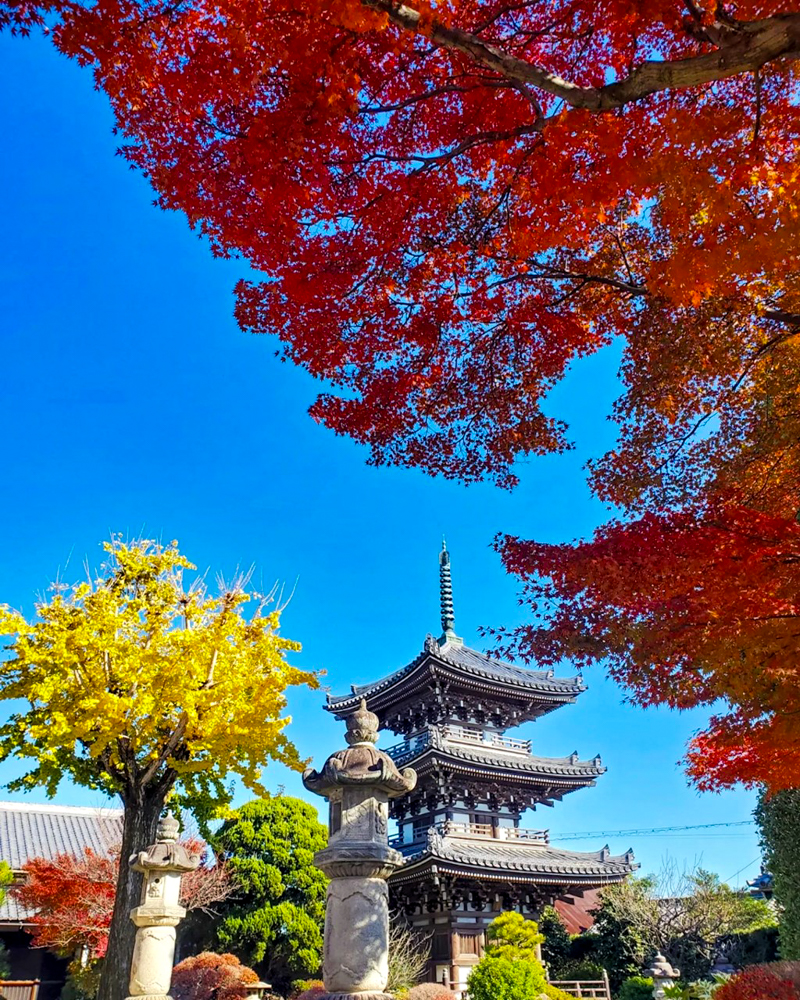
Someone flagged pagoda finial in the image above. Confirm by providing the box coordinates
[439,539,462,646]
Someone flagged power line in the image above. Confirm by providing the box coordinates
[725,857,761,884]
[556,820,755,841]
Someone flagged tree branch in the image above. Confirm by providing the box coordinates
[362,2,800,111]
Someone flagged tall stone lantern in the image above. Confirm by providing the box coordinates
[126,811,200,1000]
[303,699,417,1000]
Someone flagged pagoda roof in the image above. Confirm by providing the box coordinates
[390,831,637,889]
[387,727,603,790]
[409,744,604,786]
[327,638,584,718]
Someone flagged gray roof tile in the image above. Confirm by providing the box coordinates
[392,833,637,886]
[328,640,584,712]
[0,801,123,926]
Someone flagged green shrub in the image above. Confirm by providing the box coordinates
[61,961,103,1000]
[540,906,573,978]
[290,981,324,998]
[664,978,730,999]
[542,984,575,1000]
[466,956,547,1000]
[558,960,605,981]
[486,912,544,961]
[618,976,655,1000]
[723,926,780,968]
[756,790,800,960]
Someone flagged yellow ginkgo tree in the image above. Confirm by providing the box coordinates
[0,537,317,1000]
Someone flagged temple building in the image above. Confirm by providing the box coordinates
[326,542,637,992]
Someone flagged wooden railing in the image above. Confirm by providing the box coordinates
[506,825,550,843]
[384,726,534,764]
[442,821,549,844]
[0,982,63,1000]
[442,726,532,755]
[549,973,611,999]
[390,821,550,848]
[384,731,431,764]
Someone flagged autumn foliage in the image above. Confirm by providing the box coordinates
[171,952,259,1000]
[0,537,313,1000]
[4,1,800,788]
[715,963,800,1000]
[13,840,233,960]
[14,849,117,959]
[497,500,800,791]
[0,0,793,489]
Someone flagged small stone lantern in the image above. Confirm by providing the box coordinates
[245,982,273,1000]
[645,953,680,999]
[126,811,200,1000]
[303,699,417,1000]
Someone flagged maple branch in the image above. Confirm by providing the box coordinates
[764,308,800,327]
[363,1,800,110]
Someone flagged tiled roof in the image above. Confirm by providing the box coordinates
[0,801,123,927]
[391,833,637,888]
[0,801,123,870]
[410,729,604,780]
[328,639,584,712]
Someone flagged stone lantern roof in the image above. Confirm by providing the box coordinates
[130,812,200,875]
[646,953,680,980]
[303,700,416,799]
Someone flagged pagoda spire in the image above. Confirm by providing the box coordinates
[439,538,463,646]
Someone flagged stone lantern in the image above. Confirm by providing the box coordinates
[645,953,680,999]
[126,811,200,1000]
[303,699,417,1000]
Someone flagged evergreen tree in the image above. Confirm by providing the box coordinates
[756,789,800,959]
[213,797,328,991]
[539,906,572,978]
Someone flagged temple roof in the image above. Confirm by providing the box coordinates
[390,831,637,888]
[387,726,603,788]
[0,800,123,928]
[326,638,584,721]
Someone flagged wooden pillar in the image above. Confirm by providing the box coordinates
[450,929,459,992]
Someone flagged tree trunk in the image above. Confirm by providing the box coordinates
[97,786,166,1000]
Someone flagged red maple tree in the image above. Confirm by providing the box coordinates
[0,0,796,492]
[497,499,800,792]
[3,0,800,790]
[13,841,233,960]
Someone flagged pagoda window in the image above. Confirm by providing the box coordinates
[456,932,482,956]
[432,932,450,960]
[412,818,431,841]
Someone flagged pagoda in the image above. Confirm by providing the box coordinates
[326,543,636,992]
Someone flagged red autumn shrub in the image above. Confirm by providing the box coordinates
[764,964,800,989]
[294,989,326,1000]
[171,952,259,1000]
[715,965,800,1000]
[406,985,455,1000]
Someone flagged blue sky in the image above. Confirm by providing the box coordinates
[0,31,761,887]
